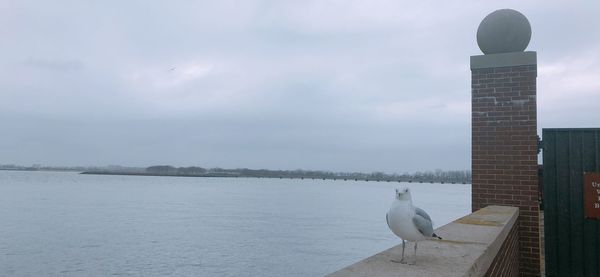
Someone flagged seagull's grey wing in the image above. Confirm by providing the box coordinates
[414,207,432,221]
[412,207,434,237]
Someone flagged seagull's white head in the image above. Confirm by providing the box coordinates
[395,187,412,201]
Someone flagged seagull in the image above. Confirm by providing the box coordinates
[386,187,442,265]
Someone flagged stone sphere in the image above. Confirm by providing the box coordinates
[476,9,531,54]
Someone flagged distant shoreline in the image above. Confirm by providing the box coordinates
[0,168,38,171]
[80,171,470,184]
[80,171,239,178]
[1,165,472,184]
[0,168,77,172]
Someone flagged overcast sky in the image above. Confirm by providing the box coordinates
[1,1,599,173]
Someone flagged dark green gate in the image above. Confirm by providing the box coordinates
[543,128,600,277]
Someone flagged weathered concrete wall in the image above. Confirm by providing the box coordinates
[326,205,519,277]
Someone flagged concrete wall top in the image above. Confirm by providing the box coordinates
[326,205,519,277]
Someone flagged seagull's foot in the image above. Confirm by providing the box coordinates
[408,260,416,265]
[390,259,407,264]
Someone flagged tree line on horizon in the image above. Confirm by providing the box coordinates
[145,165,472,184]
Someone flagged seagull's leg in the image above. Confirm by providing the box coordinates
[400,240,406,263]
[409,242,418,265]
[391,239,407,263]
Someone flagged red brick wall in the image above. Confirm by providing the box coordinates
[471,64,540,277]
[485,219,520,277]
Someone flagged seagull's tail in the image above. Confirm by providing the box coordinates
[432,233,442,240]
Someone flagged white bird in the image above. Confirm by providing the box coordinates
[386,187,441,264]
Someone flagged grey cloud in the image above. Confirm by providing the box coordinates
[22,57,84,71]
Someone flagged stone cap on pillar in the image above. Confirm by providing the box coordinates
[471,51,536,69]
[471,9,536,69]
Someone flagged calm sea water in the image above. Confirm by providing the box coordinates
[0,170,470,277]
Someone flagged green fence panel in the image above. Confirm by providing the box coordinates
[543,128,600,277]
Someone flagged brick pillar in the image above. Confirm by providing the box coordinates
[471,51,540,277]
